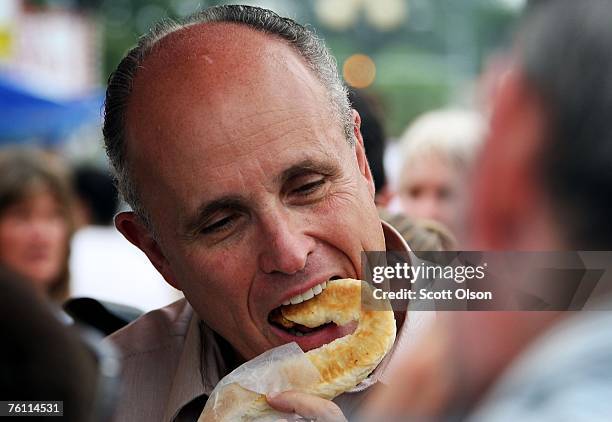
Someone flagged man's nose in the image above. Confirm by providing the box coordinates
[257,210,315,275]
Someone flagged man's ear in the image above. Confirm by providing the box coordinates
[352,109,376,199]
[114,211,181,290]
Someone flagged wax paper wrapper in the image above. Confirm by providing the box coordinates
[198,342,322,421]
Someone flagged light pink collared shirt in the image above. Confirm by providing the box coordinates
[106,221,434,421]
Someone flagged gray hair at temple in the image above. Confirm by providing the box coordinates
[103,4,352,230]
[517,0,612,248]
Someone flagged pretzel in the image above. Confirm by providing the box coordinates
[199,278,396,421]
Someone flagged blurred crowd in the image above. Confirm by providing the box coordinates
[1,0,611,421]
[0,148,182,311]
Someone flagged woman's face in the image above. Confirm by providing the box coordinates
[0,188,69,292]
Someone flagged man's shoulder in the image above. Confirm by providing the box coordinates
[103,299,197,421]
[106,298,194,357]
[470,309,612,421]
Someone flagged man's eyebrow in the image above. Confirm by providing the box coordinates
[181,160,338,239]
[275,159,339,185]
[182,196,247,239]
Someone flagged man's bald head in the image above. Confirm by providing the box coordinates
[103,5,351,227]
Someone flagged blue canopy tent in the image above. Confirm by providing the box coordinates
[0,74,104,147]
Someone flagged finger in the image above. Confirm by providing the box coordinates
[267,391,347,422]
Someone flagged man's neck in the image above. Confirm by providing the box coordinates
[213,330,247,372]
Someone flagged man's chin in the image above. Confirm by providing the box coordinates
[269,321,358,352]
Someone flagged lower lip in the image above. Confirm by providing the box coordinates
[270,321,358,352]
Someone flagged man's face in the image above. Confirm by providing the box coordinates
[123,24,384,360]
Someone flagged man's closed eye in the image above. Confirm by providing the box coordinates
[201,214,239,234]
[293,179,326,196]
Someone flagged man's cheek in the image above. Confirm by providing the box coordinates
[204,258,256,298]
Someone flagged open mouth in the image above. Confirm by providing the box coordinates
[268,276,343,338]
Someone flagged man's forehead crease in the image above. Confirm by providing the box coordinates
[204,127,323,170]
[217,103,327,138]
[199,148,337,193]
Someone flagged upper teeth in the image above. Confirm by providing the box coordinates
[283,281,328,306]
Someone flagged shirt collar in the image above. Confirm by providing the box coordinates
[164,218,413,420]
[381,219,412,254]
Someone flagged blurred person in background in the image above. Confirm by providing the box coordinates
[66,164,146,334]
[349,89,457,251]
[73,164,119,228]
[348,88,392,207]
[395,109,485,241]
[68,163,182,312]
[0,148,75,303]
[0,264,120,422]
[362,0,612,420]
[383,214,456,251]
